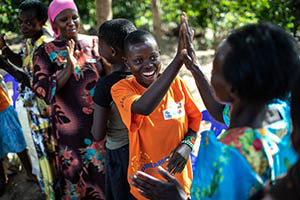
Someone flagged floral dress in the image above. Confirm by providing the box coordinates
[21,34,57,200]
[191,100,298,200]
[33,34,105,200]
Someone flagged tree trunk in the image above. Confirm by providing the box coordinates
[95,0,113,31]
[151,0,162,48]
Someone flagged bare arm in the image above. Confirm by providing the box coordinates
[132,13,188,116]
[0,34,23,68]
[132,56,184,116]
[187,64,225,123]
[0,55,30,88]
[91,103,110,141]
[183,21,225,123]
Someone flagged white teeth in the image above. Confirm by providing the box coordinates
[143,70,155,76]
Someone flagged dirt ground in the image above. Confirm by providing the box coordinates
[0,35,215,200]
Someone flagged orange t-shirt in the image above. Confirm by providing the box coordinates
[0,86,10,112]
[111,76,202,199]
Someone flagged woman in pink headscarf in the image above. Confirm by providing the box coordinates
[32,0,105,199]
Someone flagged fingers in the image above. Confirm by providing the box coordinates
[130,174,154,199]
[157,166,176,183]
[167,153,187,175]
[166,153,180,175]
[67,39,77,60]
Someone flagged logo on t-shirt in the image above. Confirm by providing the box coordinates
[163,102,185,120]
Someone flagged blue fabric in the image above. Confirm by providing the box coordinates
[201,110,227,136]
[191,100,297,200]
[0,105,27,158]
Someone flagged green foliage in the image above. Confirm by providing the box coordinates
[0,0,95,34]
[1,0,300,48]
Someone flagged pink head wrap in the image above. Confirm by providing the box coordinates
[48,0,78,38]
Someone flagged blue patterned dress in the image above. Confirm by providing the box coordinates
[191,100,297,200]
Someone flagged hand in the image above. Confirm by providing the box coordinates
[181,17,201,73]
[130,166,188,200]
[66,39,78,70]
[0,34,7,50]
[176,13,189,62]
[167,143,192,175]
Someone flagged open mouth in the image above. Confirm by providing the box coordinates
[142,70,156,79]
[68,28,77,32]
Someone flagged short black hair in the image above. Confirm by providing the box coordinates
[98,18,136,50]
[124,30,157,53]
[222,22,300,104]
[291,71,300,129]
[19,0,48,21]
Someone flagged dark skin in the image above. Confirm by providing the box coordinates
[91,38,130,141]
[0,9,46,90]
[0,9,46,68]
[124,13,195,175]
[130,166,188,200]
[53,9,81,92]
[0,55,30,89]
[130,15,283,200]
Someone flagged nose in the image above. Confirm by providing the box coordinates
[19,23,28,30]
[67,18,75,26]
[143,60,154,68]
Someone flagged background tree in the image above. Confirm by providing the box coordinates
[151,0,162,47]
[1,0,299,48]
[96,0,112,30]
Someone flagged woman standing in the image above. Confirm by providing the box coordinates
[33,0,105,199]
[0,1,56,199]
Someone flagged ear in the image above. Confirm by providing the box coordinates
[40,18,47,26]
[111,47,116,57]
[122,56,130,69]
[227,86,238,102]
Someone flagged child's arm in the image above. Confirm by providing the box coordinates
[184,22,225,123]
[131,13,188,116]
[167,128,197,175]
[0,34,23,68]
[91,103,110,141]
[0,55,30,89]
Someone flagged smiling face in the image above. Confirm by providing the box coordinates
[54,8,80,40]
[211,41,234,104]
[125,37,161,88]
[18,10,44,39]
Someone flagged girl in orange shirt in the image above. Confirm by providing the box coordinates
[0,84,35,196]
[111,13,202,199]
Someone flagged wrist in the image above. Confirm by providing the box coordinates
[1,45,8,51]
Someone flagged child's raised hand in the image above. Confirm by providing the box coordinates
[176,13,188,61]
[181,16,202,72]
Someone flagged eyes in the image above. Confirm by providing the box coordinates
[19,19,34,27]
[133,55,159,65]
[57,15,79,23]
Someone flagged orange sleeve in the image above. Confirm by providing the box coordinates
[111,79,144,132]
[179,78,202,133]
[0,86,10,112]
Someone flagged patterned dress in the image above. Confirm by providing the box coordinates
[191,100,298,200]
[33,34,105,200]
[21,34,57,200]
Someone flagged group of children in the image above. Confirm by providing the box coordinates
[1,0,300,200]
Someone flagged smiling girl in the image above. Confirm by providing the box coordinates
[111,13,202,200]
